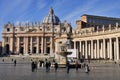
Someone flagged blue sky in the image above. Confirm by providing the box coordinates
[0,0,120,40]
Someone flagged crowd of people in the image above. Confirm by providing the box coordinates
[31,58,90,74]
[31,59,58,72]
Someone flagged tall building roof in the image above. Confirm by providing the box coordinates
[42,8,60,24]
[82,14,120,20]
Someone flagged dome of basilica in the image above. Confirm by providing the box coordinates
[42,8,60,24]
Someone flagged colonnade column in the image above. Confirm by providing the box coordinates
[83,42,85,57]
[88,42,91,59]
[116,37,119,60]
[10,37,13,54]
[85,41,88,59]
[41,37,44,54]
[103,39,106,59]
[24,37,28,55]
[101,41,103,58]
[97,39,99,59]
[37,37,39,54]
[114,40,116,60]
[2,38,5,54]
[79,41,81,59]
[44,37,46,54]
[109,38,112,59]
[94,41,97,59]
[74,41,76,49]
[50,37,54,56]
[17,37,20,54]
[107,40,110,58]
[30,37,33,54]
[91,40,93,59]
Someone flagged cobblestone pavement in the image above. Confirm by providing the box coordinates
[0,62,120,80]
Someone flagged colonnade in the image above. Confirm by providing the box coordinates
[74,38,120,60]
[3,36,54,56]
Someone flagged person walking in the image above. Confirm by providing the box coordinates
[14,59,17,66]
[54,62,58,72]
[75,60,79,71]
[45,59,49,72]
[34,61,37,72]
[66,61,70,74]
[48,61,51,72]
[31,61,35,72]
[85,64,90,73]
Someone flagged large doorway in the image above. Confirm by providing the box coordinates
[46,47,50,54]
[5,44,9,55]
[33,47,36,54]
[20,47,24,55]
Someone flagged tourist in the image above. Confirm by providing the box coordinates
[66,61,70,74]
[39,60,42,67]
[34,61,37,71]
[45,59,49,72]
[11,58,13,62]
[48,61,51,72]
[85,64,90,73]
[2,59,4,62]
[54,62,58,72]
[14,60,17,66]
[31,61,35,72]
[75,60,79,71]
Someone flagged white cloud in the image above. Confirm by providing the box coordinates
[62,0,100,21]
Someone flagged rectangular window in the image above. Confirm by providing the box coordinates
[33,37,36,42]
[5,37,9,42]
[46,37,50,42]
[20,37,24,42]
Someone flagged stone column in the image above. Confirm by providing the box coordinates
[103,39,106,59]
[24,37,26,55]
[16,37,20,54]
[2,37,5,54]
[97,39,99,59]
[116,37,119,60]
[30,37,33,54]
[85,41,88,59]
[107,40,110,59]
[114,40,116,60]
[100,41,102,58]
[79,41,81,59]
[109,38,112,59]
[94,41,97,59]
[74,41,76,49]
[26,37,28,55]
[37,37,39,54]
[91,40,93,59]
[88,42,91,59]
[50,37,53,56]
[83,42,85,58]
[41,37,44,54]
[44,37,46,54]
[10,37,13,54]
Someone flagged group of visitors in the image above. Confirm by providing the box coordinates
[31,59,58,72]
[45,59,58,72]
[66,60,90,74]
[31,58,90,74]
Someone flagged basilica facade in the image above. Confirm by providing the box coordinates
[2,8,120,61]
[2,8,72,58]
